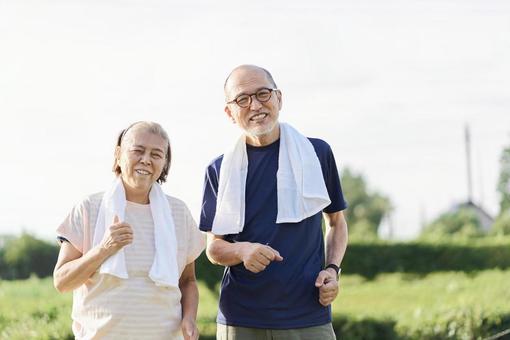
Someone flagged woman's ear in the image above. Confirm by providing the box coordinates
[112,146,121,173]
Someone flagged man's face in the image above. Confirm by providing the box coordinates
[224,68,282,138]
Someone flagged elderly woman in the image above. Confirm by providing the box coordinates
[53,121,205,340]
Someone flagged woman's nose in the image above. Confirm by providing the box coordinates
[140,152,151,164]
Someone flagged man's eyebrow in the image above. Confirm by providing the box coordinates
[234,87,269,97]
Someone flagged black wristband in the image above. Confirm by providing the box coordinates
[325,263,340,276]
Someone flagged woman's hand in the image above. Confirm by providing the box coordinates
[181,317,199,340]
[100,215,133,255]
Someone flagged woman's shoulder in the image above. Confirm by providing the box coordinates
[165,195,190,213]
[79,192,104,210]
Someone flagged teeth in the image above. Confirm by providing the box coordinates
[136,170,150,175]
[250,113,267,121]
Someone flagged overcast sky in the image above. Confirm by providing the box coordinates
[1,0,509,240]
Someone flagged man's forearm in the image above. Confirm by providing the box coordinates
[206,236,245,266]
[325,212,348,267]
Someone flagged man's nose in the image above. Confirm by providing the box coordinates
[249,95,263,110]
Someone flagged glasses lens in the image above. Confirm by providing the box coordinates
[256,89,272,102]
[236,95,251,108]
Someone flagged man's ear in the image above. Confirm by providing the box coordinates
[277,90,283,110]
[225,105,236,124]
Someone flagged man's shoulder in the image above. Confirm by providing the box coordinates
[206,154,224,170]
[307,137,332,154]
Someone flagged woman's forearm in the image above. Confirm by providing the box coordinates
[54,244,112,292]
[180,278,199,321]
[179,262,199,322]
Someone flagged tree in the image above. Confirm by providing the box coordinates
[421,207,484,239]
[490,210,510,236]
[341,168,392,238]
[1,233,59,280]
[497,144,510,214]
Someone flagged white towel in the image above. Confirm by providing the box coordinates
[212,122,331,235]
[92,178,179,287]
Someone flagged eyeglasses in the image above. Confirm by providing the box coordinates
[227,88,278,108]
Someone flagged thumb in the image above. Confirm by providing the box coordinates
[113,215,120,224]
[315,271,327,287]
[272,249,284,262]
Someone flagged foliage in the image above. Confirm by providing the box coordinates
[341,238,510,279]
[497,143,510,214]
[341,168,392,238]
[195,253,224,291]
[421,207,485,239]
[334,270,510,339]
[491,210,510,236]
[2,271,510,339]
[0,276,73,340]
[0,233,59,280]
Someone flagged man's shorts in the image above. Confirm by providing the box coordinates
[216,323,336,340]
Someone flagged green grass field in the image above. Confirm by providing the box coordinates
[1,270,509,339]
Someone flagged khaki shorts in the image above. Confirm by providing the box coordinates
[217,322,336,340]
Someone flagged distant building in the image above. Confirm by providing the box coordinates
[457,125,494,232]
[450,200,494,232]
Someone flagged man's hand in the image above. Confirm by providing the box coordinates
[315,269,339,306]
[181,317,199,340]
[100,215,133,256]
[239,243,283,273]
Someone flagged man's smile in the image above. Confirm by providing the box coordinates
[249,113,268,122]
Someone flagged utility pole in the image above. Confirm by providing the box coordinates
[465,124,473,203]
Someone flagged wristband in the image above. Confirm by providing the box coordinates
[325,264,341,278]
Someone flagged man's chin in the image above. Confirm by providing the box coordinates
[245,122,278,137]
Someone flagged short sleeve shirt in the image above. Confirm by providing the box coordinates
[57,194,205,339]
[199,138,347,329]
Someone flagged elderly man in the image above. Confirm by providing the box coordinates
[199,65,348,340]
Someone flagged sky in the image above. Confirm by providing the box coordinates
[0,0,509,241]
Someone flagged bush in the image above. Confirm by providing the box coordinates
[341,239,510,279]
[491,210,510,236]
[195,238,510,283]
[332,316,397,340]
[195,253,224,291]
[421,207,485,239]
[399,309,510,340]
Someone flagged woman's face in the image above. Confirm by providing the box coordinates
[115,128,167,196]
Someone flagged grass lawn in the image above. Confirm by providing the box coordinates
[1,269,509,339]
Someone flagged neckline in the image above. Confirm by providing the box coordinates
[126,200,151,208]
[246,138,280,150]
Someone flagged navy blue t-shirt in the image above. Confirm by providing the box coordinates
[199,138,347,329]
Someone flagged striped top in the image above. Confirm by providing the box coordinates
[57,193,205,340]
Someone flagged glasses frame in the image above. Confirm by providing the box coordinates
[226,88,278,108]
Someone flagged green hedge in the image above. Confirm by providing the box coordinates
[341,240,510,278]
[195,238,510,284]
[196,312,510,340]
[330,311,510,340]
[2,234,509,282]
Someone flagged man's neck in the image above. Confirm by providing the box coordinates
[245,124,280,147]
